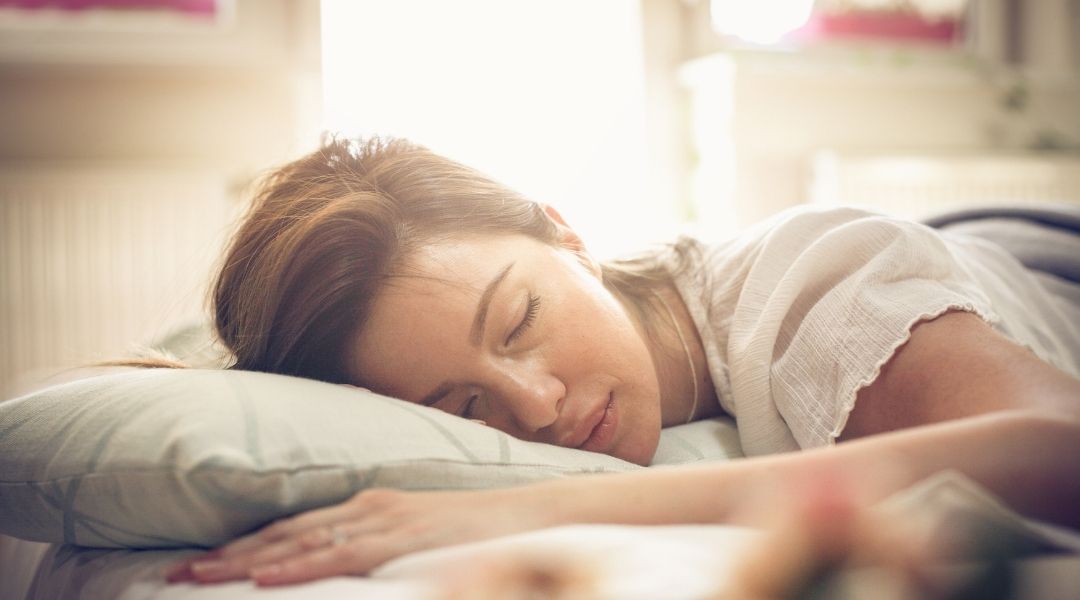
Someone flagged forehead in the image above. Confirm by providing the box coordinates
[348,234,551,384]
[393,234,545,297]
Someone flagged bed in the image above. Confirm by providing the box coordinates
[6,513,1080,600]
[3,205,1080,600]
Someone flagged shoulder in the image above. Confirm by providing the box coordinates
[667,205,952,297]
[707,207,956,285]
[685,206,941,258]
[762,205,937,245]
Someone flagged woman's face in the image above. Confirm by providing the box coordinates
[348,232,663,466]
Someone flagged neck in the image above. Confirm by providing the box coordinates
[645,287,717,427]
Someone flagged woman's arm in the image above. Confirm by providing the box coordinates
[555,409,1080,528]
[841,311,1080,437]
[595,312,1080,530]
[168,312,1080,586]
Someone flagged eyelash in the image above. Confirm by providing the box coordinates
[460,393,479,418]
[506,293,540,344]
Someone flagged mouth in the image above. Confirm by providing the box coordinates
[578,394,617,453]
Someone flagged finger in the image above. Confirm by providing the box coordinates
[164,561,198,587]
[163,548,222,583]
[191,525,349,583]
[214,530,272,558]
[249,539,383,586]
[221,503,364,558]
[164,564,196,583]
[165,560,202,583]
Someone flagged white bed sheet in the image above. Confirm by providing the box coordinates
[10,525,760,600]
[7,472,1080,600]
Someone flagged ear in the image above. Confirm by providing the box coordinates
[541,204,602,277]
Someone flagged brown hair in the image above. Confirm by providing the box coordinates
[211,136,671,385]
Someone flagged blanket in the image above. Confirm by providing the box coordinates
[924,203,1080,285]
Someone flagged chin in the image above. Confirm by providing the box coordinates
[615,436,659,467]
[624,450,655,467]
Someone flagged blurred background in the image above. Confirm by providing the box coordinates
[1,0,1078,398]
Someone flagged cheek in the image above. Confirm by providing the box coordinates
[557,302,634,366]
[587,317,657,397]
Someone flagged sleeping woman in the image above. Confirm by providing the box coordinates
[165,136,1080,588]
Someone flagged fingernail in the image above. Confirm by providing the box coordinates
[250,564,281,580]
[190,560,227,576]
[162,562,183,577]
[163,564,194,583]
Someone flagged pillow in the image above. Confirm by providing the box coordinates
[0,369,742,549]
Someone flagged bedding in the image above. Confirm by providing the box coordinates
[0,369,742,549]
[8,472,1080,600]
[923,202,1080,285]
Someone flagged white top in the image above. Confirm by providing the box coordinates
[665,206,1080,457]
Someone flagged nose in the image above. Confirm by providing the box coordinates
[488,360,565,434]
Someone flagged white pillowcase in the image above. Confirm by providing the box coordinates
[0,368,742,548]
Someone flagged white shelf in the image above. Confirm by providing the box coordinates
[0,0,311,71]
[681,44,1080,92]
[810,150,1080,219]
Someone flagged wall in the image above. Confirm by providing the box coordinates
[0,0,322,397]
[0,0,321,169]
[678,0,1080,232]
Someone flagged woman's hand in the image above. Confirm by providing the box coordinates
[723,471,1027,600]
[724,472,931,600]
[164,486,548,586]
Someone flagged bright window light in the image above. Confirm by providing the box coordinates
[321,0,676,259]
[710,0,814,44]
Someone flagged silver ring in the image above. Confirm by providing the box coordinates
[329,525,349,546]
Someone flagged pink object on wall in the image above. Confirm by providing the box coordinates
[798,10,962,44]
[0,0,216,16]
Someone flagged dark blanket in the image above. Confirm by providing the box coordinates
[923,203,1080,285]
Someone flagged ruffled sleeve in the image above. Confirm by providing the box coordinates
[725,207,998,455]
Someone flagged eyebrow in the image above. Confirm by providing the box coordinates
[419,382,453,407]
[469,262,515,347]
[418,261,515,408]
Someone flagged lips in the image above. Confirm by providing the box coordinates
[578,395,617,453]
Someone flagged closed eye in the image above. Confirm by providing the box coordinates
[506,293,540,344]
[459,393,479,419]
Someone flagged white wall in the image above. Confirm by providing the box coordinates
[0,0,321,167]
[681,0,1080,232]
[0,0,322,397]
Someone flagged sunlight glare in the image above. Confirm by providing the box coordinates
[710,0,815,44]
[320,0,669,259]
